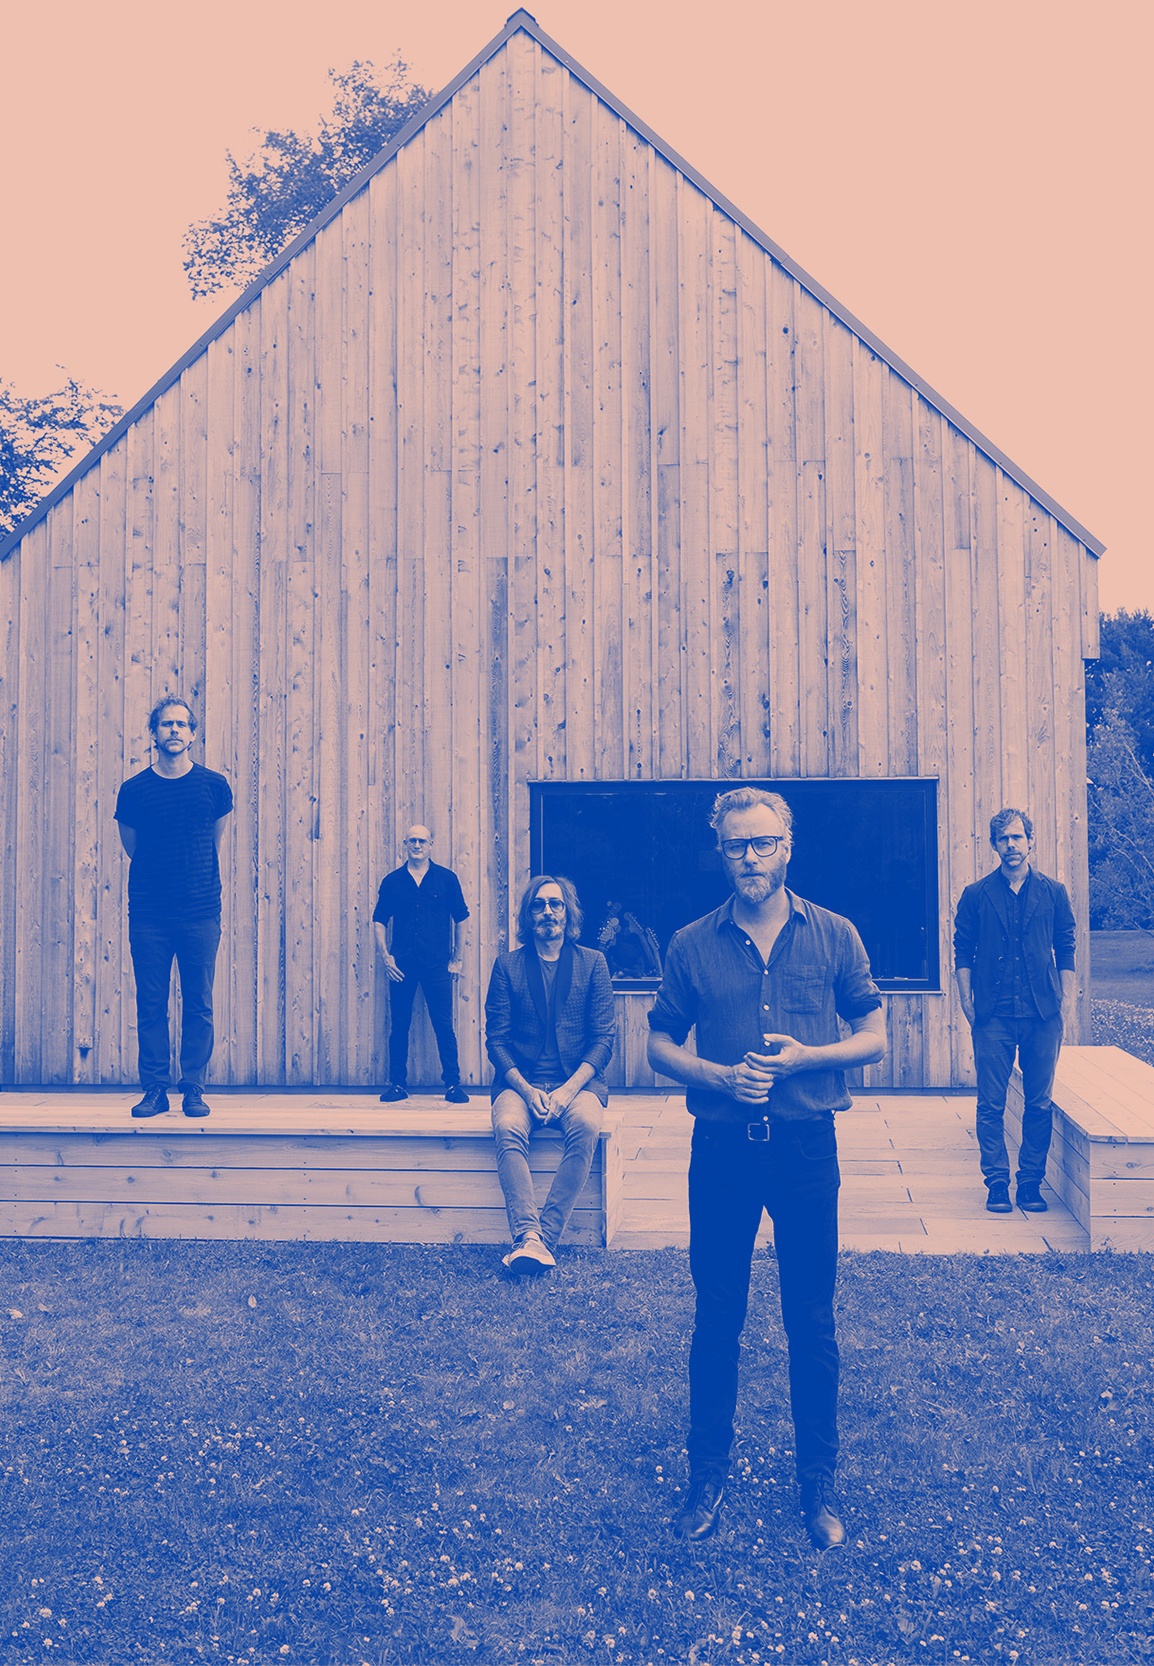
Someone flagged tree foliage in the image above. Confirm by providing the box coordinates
[1085,608,1154,778]
[0,375,123,539]
[1087,705,1154,930]
[183,57,430,299]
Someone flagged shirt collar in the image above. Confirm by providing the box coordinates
[714,888,807,931]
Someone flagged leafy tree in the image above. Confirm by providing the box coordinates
[1087,705,1154,930]
[183,57,430,299]
[1085,608,1154,779]
[0,375,123,538]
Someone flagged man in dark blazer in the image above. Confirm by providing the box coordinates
[484,875,615,1274]
[954,808,1077,1215]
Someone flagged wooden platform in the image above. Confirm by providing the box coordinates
[0,1088,1100,1254]
[0,1095,623,1248]
[1006,1045,1154,1250]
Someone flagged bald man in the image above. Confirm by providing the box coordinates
[373,825,471,1103]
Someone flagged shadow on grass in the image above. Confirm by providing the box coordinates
[0,1241,1152,1665]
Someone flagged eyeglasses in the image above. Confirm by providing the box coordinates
[531,898,566,914]
[719,835,786,860]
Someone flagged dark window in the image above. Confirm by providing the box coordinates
[529,778,939,993]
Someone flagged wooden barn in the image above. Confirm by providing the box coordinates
[0,8,1103,1095]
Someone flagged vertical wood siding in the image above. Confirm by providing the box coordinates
[0,31,1096,1089]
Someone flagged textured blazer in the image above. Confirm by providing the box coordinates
[484,940,616,1104]
[953,869,1076,1022]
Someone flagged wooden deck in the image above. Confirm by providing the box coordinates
[0,1089,1094,1253]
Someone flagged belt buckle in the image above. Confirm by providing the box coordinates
[746,1117,771,1143]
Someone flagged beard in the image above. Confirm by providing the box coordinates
[733,865,786,904]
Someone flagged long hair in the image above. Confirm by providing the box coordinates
[516,874,583,944]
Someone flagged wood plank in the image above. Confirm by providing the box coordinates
[592,93,625,779]
[995,471,1028,807]
[203,331,236,1081]
[852,340,887,778]
[71,468,101,1079]
[969,453,1001,843]
[677,179,713,775]
[621,129,654,780]
[256,275,290,1082]
[448,67,486,1084]
[42,504,76,1081]
[793,285,828,777]
[710,211,740,778]
[16,519,49,1079]
[735,230,769,775]
[913,402,948,1082]
[0,497,22,1080]
[651,153,683,775]
[562,71,595,781]
[1023,499,1057,871]
[0,1200,607,1246]
[824,315,856,776]
[881,370,916,774]
[766,263,800,775]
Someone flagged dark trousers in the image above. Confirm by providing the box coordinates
[973,1012,1063,1187]
[388,962,461,1087]
[686,1114,841,1484]
[129,916,222,1092]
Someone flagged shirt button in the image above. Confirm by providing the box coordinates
[763,1004,770,1011]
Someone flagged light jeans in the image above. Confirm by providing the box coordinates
[491,1086,603,1248]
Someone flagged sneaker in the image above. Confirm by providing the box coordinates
[985,1181,1013,1214]
[444,1084,470,1104]
[800,1474,847,1552]
[502,1233,556,1275]
[130,1087,170,1119]
[182,1090,211,1118]
[1016,1180,1048,1213]
[379,1083,409,1103]
[672,1473,726,1542]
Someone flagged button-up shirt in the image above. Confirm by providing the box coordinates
[647,890,883,1123]
[992,871,1043,1019]
[372,861,469,966]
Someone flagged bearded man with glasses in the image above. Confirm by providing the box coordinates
[484,875,616,1274]
[647,787,887,1551]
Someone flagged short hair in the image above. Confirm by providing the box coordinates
[147,696,198,736]
[709,786,793,837]
[516,874,583,944]
[989,807,1033,845]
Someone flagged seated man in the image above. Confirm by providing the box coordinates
[484,875,616,1273]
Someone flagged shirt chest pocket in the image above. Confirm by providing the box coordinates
[779,972,824,1014]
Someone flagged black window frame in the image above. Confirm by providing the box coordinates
[528,777,941,994]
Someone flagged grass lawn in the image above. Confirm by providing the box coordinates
[2,1244,1153,1666]
[1092,999,1154,1067]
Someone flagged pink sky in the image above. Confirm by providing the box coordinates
[3,0,1150,609]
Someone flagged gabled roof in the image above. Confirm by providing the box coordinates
[1,7,1105,561]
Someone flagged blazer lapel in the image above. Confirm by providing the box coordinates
[523,945,548,1026]
[1019,870,1042,930]
[985,871,1012,931]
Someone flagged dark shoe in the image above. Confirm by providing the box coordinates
[444,1084,470,1104]
[130,1087,170,1119]
[182,1090,211,1119]
[1016,1180,1048,1213]
[800,1475,847,1552]
[379,1083,409,1103]
[985,1182,1013,1214]
[672,1474,726,1542]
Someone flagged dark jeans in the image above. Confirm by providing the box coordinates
[687,1113,840,1484]
[388,962,461,1087]
[972,1012,1063,1187]
[129,915,222,1092]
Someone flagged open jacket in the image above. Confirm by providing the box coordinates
[953,868,1075,1023]
[484,940,616,1104]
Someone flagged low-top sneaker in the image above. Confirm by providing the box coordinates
[502,1233,556,1275]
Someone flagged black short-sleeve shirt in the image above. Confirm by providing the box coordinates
[372,861,469,966]
[114,763,234,922]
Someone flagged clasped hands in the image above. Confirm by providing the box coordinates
[725,1034,809,1103]
[525,1084,577,1123]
